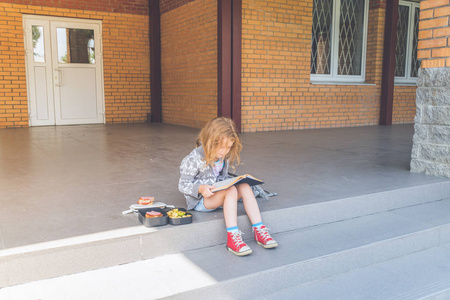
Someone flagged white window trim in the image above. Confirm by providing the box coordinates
[310,0,370,84]
[395,1,419,85]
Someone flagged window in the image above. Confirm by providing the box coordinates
[56,28,95,64]
[32,26,45,63]
[311,0,369,83]
[395,1,420,84]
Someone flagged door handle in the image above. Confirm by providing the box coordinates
[55,68,64,86]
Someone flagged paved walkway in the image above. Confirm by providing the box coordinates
[0,123,447,250]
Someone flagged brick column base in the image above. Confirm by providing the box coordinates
[411,67,450,178]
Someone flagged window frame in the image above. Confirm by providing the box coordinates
[310,0,370,84]
[394,1,420,85]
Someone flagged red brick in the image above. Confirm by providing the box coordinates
[432,47,450,57]
[434,26,450,37]
[418,38,447,49]
[434,6,450,17]
[418,29,433,40]
[420,9,434,20]
[419,17,449,30]
[421,0,450,10]
[422,58,446,68]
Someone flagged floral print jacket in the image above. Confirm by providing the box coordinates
[179,145,230,210]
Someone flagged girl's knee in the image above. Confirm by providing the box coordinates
[237,183,256,202]
[238,183,251,191]
[226,186,238,196]
[237,183,253,195]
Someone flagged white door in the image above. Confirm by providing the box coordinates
[24,16,104,126]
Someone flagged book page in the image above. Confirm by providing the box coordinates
[211,174,263,192]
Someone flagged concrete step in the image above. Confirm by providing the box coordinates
[2,197,450,299]
[164,198,450,299]
[1,181,450,288]
[262,244,450,300]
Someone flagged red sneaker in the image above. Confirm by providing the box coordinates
[226,231,252,256]
[253,226,278,249]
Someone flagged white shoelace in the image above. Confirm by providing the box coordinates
[230,231,246,247]
[256,227,272,242]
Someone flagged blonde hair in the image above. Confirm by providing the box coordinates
[196,117,242,168]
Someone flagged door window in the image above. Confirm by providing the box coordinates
[56,28,95,64]
[32,25,45,63]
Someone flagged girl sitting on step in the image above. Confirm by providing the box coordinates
[178,117,278,256]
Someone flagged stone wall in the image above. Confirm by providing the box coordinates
[411,67,450,178]
[411,0,450,178]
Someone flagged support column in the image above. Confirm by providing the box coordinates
[232,0,242,131]
[411,1,450,178]
[218,0,232,119]
[218,0,242,131]
[411,68,450,178]
[150,0,162,122]
[379,0,399,125]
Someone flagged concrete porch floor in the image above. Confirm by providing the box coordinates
[0,123,448,250]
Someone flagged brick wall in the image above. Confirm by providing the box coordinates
[393,85,416,123]
[241,0,389,132]
[103,12,150,124]
[366,0,385,85]
[240,0,418,132]
[0,2,150,128]
[160,0,195,14]
[0,0,148,15]
[160,0,217,129]
[417,0,450,68]
[0,3,29,128]
[1,0,421,130]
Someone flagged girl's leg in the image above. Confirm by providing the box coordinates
[204,186,252,256]
[204,183,262,225]
[203,186,239,228]
[236,183,262,225]
[236,183,278,249]
[222,186,239,229]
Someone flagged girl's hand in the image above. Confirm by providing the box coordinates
[199,185,214,198]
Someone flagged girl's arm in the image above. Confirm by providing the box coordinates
[179,154,202,198]
[198,184,214,198]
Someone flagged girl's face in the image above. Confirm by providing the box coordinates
[215,138,234,160]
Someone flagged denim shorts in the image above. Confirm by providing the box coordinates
[194,198,217,212]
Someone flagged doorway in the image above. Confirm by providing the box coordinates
[23,15,105,126]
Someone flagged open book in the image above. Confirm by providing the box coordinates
[211,174,264,193]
